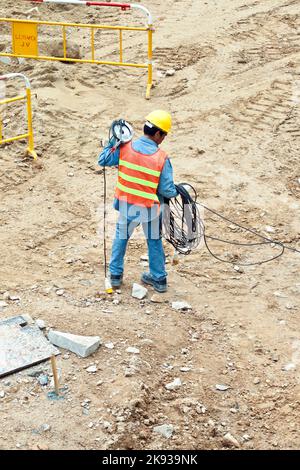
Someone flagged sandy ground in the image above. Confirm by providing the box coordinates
[0,0,300,450]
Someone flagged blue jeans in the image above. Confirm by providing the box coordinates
[109,214,167,281]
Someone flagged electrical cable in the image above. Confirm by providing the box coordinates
[162,183,204,255]
[102,120,133,292]
[162,183,300,266]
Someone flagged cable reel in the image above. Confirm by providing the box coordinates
[109,119,134,146]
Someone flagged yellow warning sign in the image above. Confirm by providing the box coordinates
[12,22,38,56]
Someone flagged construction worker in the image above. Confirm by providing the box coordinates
[98,110,177,293]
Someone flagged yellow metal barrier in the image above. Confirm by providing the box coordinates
[0,2,154,98]
[0,73,37,159]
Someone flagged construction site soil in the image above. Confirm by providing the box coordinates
[0,0,299,450]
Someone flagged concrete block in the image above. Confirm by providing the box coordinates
[48,330,101,358]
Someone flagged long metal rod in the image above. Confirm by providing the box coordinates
[26,1,153,25]
[0,17,147,31]
[0,94,26,105]
[1,133,30,144]
[0,52,147,68]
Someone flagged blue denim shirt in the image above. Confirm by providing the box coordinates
[98,136,178,222]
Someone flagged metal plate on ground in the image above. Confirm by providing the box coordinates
[0,322,60,378]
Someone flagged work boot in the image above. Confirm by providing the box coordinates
[110,274,123,288]
[141,272,167,293]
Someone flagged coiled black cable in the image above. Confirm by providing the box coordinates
[162,183,300,265]
[162,183,204,255]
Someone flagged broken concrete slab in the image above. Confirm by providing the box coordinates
[0,323,59,378]
[48,330,101,358]
[0,315,28,327]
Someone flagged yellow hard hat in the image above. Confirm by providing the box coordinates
[145,110,172,134]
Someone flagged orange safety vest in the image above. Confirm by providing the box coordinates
[115,142,167,208]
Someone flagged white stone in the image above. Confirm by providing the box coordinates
[196,404,207,414]
[223,433,240,448]
[35,319,46,330]
[48,330,101,358]
[165,68,176,76]
[126,347,140,354]
[105,342,114,349]
[165,378,182,390]
[140,254,148,261]
[283,363,296,371]
[86,365,97,373]
[132,283,148,300]
[0,391,5,398]
[151,294,165,303]
[153,424,174,439]
[233,265,243,273]
[0,57,11,65]
[265,225,275,233]
[216,384,230,391]
[180,367,191,372]
[171,301,191,311]
[56,289,64,296]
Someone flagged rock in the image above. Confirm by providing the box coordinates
[253,377,260,385]
[0,391,5,398]
[0,57,11,65]
[38,375,49,386]
[56,289,64,296]
[222,433,240,448]
[283,363,296,371]
[150,294,166,303]
[196,403,207,414]
[105,342,114,349]
[153,424,174,439]
[233,265,243,273]
[126,347,140,354]
[132,283,148,300]
[265,225,275,233]
[215,384,230,391]
[171,301,191,311]
[140,254,148,261]
[165,68,176,76]
[180,367,191,372]
[48,330,101,358]
[36,319,46,330]
[9,296,20,301]
[37,443,49,450]
[40,424,51,432]
[165,378,182,390]
[86,365,97,373]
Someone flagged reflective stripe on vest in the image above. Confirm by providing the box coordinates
[115,142,167,208]
[116,181,159,202]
